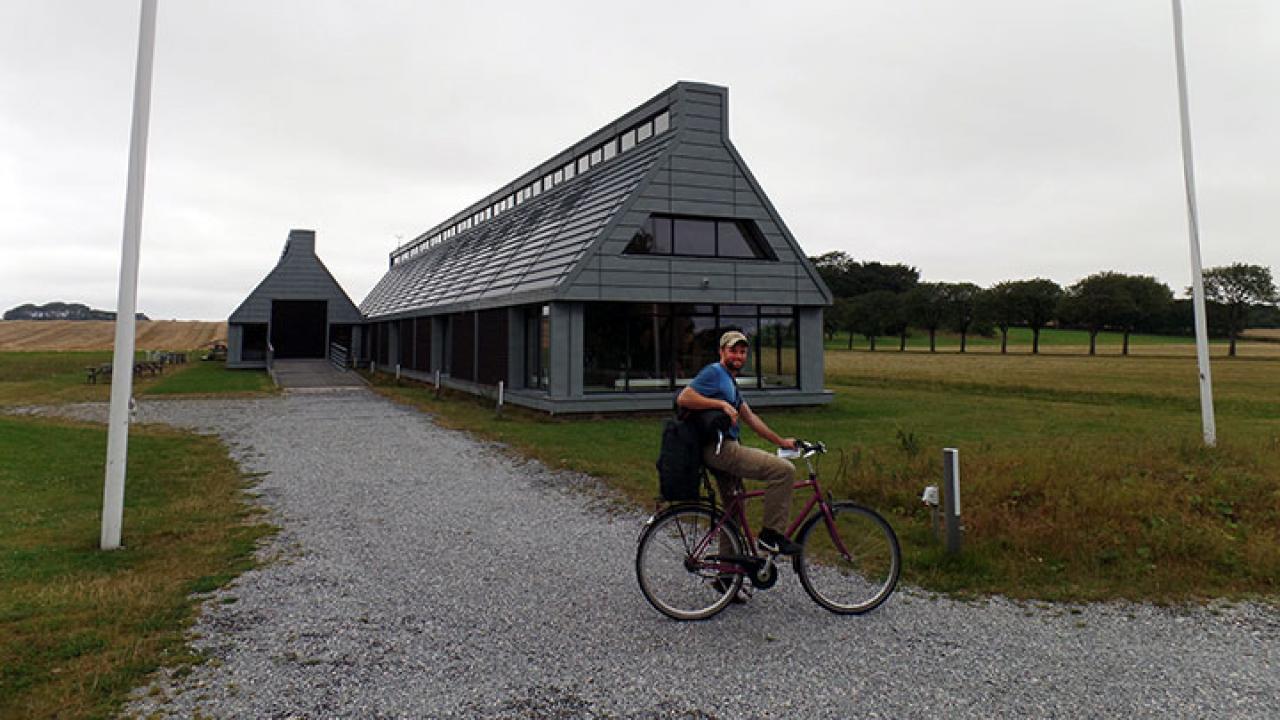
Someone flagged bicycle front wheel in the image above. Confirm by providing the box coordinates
[795,502,900,614]
[635,505,744,621]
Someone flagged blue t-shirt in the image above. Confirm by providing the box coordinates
[689,362,741,440]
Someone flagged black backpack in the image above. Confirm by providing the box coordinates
[656,417,705,501]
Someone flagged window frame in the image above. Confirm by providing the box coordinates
[623,214,775,260]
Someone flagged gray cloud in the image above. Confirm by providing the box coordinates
[1,0,1275,320]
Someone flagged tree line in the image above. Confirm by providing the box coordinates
[811,253,1280,357]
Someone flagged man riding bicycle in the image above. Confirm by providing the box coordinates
[677,330,802,557]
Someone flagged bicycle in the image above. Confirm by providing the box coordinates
[635,440,901,621]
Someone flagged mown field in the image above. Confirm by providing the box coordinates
[828,325,1280,358]
[0,351,272,719]
[0,320,226,352]
[371,330,1280,603]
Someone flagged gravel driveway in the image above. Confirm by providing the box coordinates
[46,390,1276,718]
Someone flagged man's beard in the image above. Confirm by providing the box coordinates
[725,358,743,374]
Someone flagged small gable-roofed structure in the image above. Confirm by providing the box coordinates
[359,81,832,412]
[227,229,362,368]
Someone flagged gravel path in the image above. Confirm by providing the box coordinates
[36,390,1278,718]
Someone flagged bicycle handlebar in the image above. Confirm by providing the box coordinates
[794,440,827,457]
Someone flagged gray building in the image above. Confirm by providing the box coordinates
[227,229,363,368]
[358,81,833,413]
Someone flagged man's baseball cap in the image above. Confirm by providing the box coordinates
[719,330,749,349]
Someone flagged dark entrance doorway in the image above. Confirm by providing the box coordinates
[271,300,327,359]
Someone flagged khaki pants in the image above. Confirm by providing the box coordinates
[703,439,796,534]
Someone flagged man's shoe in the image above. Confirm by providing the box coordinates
[711,577,749,604]
[757,527,802,556]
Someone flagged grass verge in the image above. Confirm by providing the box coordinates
[0,352,272,407]
[0,416,273,719]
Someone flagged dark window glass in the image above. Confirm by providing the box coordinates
[654,111,670,134]
[673,218,715,256]
[759,314,797,388]
[584,303,630,392]
[525,304,550,389]
[652,216,672,254]
[625,217,656,254]
[242,323,267,361]
[673,312,718,385]
[539,307,550,388]
[636,121,653,142]
[628,305,671,391]
[673,304,716,315]
[620,130,636,152]
[717,221,758,258]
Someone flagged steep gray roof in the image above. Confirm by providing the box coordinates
[228,230,363,324]
[360,134,671,319]
[360,81,831,320]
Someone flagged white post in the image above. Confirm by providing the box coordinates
[496,380,504,415]
[395,363,401,380]
[942,448,962,554]
[102,0,158,551]
[1171,0,1217,447]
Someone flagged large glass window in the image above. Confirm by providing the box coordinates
[524,305,549,389]
[583,303,799,393]
[583,304,629,391]
[673,218,715,256]
[759,308,797,388]
[624,215,773,259]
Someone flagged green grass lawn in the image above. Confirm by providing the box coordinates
[143,360,274,395]
[0,417,273,719]
[0,351,274,718]
[0,352,273,407]
[368,345,1280,603]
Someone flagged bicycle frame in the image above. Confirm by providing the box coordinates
[693,456,852,575]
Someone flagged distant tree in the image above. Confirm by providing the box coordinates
[981,282,1021,354]
[830,297,857,349]
[843,291,900,351]
[1008,279,1063,354]
[886,294,912,351]
[1118,275,1174,355]
[905,283,949,352]
[1201,263,1279,357]
[848,261,919,296]
[3,302,148,321]
[812,251,858,299]
[943,283,985,353]
[809,252,919,299]
[1058,273,1135,356]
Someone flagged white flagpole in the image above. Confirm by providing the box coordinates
[1171,0,1217,447]
[102,0,159,550]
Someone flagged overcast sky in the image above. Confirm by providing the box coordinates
[1,1,1275,320]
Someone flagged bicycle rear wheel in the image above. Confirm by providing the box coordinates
[794,502,900,614]
[635,505,744,621]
